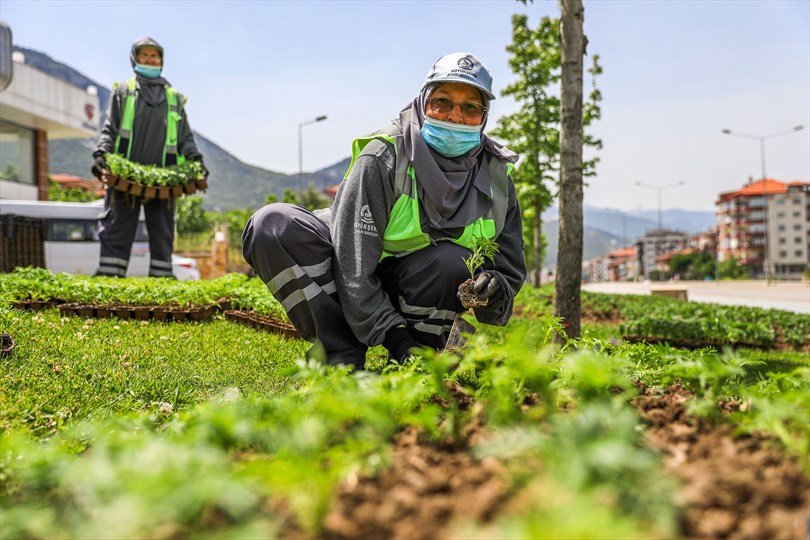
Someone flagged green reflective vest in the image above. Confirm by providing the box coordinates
[345,125,514,261]
[113,77,186,166]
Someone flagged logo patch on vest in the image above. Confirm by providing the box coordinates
[355,205,378,238]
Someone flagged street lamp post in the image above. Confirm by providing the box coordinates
[635,181,685,231]
[721,125,804,280]
[298,115,328,196]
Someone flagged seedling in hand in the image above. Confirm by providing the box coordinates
[458,236,499,309]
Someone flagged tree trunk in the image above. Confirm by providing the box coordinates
[554,0,585,340]
[532,201,543,287]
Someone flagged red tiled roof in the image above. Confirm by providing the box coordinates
[736,179,788,196]
[607,247,635,258]
[717,178,810,204]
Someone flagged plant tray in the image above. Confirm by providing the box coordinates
[57,303,217,323]
[101,172,208,200]
[224,310,298,339]
[10,299,61,311]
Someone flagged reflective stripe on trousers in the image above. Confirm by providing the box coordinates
[378,241,472,349]
[241,203,367,368]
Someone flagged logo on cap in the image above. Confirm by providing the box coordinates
[457,56,474,71]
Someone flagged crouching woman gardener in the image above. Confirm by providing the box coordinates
[243,52,526,369]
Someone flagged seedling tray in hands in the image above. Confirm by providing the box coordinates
[101,172,208,200]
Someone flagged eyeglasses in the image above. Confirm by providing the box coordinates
[426,97,487,119]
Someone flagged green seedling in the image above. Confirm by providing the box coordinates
[457,236,500,310]
[463,235,500,281]
[105,153,204,187]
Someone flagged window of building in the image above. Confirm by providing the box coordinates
[795,237,803,244]
[795,251,804,257]
[779,251,788,258]
[795,224,803,231]
[0,120,36,185]
[778,225,786,232]
[779,238,786,244]
[777,212,785,218]
[793,212,802,218]
[793,198,801,205]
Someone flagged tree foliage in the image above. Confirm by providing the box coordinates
[492,13,602,287]
[668,249,716,280]
[491,15,560,287]
[300,182,330,211]
[176,196,214,236]
[718,257,749,279]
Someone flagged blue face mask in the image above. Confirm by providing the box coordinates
[134,63,162,79]
[420,117,482,157]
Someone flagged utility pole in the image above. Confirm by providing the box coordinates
[635,181,684,231]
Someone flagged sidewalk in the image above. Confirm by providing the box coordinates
[581,280,810,314]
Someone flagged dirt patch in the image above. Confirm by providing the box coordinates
[582,306,624,325]
[276,382,808,539]
[635,384,810,539]
[321,425,508,540]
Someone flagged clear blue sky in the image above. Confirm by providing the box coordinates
[3,0,809,212]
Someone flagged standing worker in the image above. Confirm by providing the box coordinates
[243,52,526,368]
[91,37,205,278]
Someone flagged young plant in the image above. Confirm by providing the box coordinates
[458,235,499,308]
[105,153,204,187]
[463,235,499,281]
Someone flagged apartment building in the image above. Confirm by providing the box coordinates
[716,178,810,280]
[635,228,688,280]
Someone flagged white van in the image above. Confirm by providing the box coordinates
[0,199,200,280]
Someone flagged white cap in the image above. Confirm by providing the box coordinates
[422,52,495,100]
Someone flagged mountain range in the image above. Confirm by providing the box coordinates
[17,45,716,263]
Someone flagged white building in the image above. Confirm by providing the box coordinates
[0,36,99,201]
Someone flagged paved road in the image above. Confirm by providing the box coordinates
[581,280,810,314]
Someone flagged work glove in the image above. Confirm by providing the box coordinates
[470,272,505,308]
[382,325,422,362]
[91,155,108,179]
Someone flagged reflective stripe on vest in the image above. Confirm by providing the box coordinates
[345,124,512,261]
[113,77,186,166]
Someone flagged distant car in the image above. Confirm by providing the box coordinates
[171,254,201,281]
[1,199,200,280]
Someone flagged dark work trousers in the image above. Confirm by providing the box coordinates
[377,241,470,350]
[96,189,176,278]
[242,203,472,364]
[242,203,368,368]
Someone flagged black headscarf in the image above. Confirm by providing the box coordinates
[399,83,517,231]
[129,36,169,106]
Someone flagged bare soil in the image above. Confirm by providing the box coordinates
[271,383,810,539]
[636,384,810,539]
[458,278,488,309]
